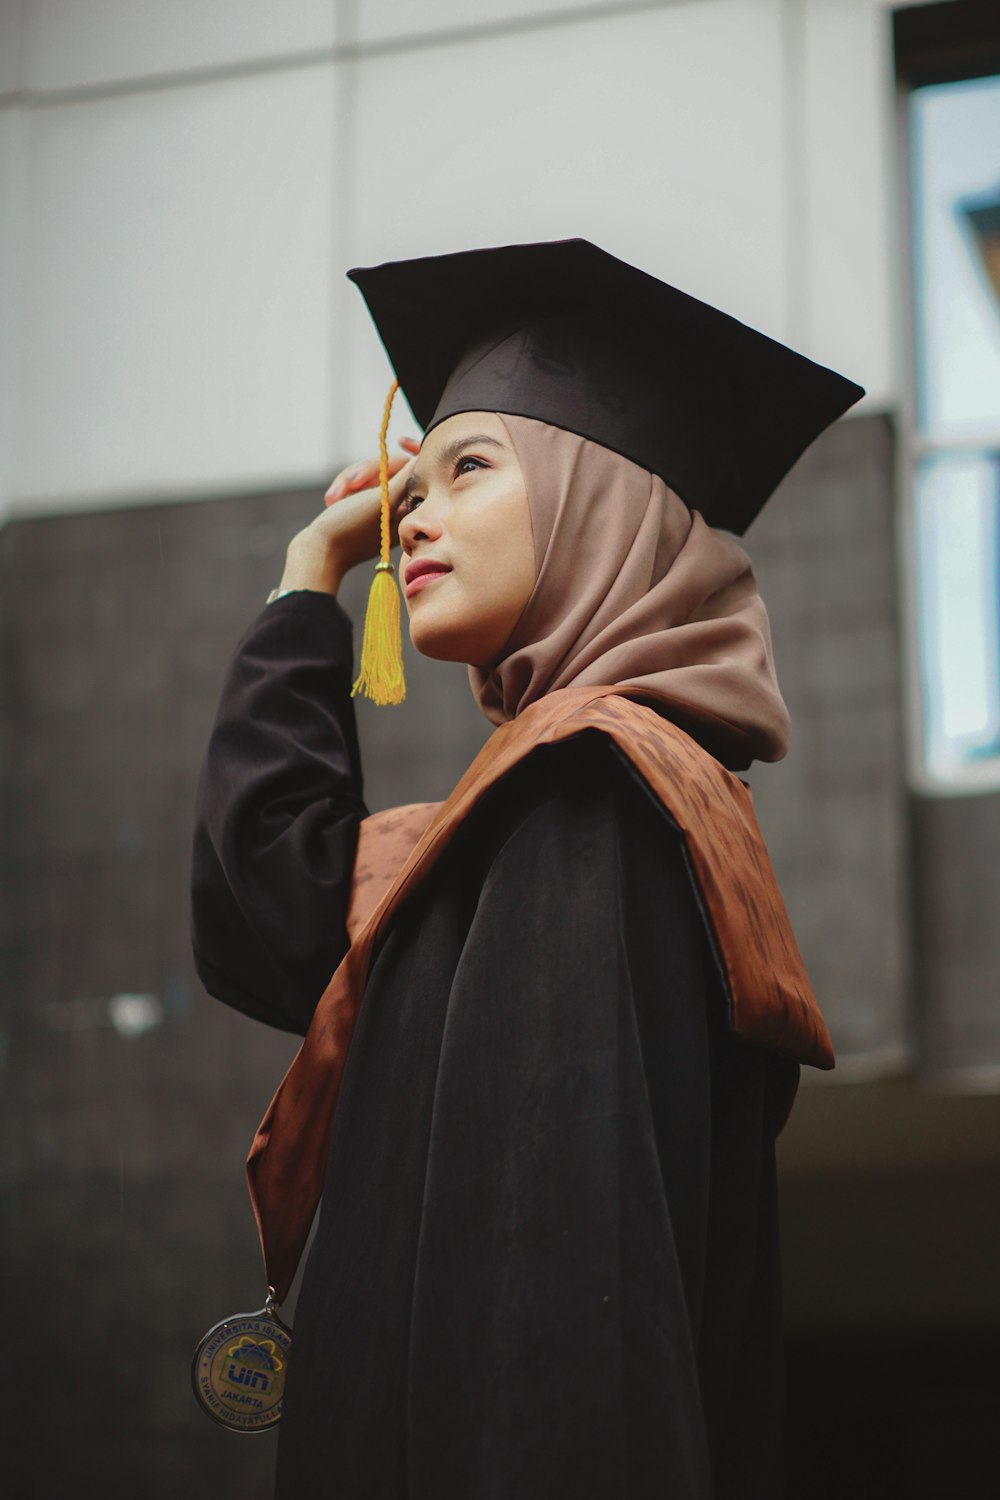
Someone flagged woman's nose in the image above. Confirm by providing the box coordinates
[399,504,444,552]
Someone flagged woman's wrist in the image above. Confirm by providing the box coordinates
[276,538,344,598]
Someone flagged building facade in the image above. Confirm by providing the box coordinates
[2,1,999,1493]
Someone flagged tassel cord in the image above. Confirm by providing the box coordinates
[351,379,406,705]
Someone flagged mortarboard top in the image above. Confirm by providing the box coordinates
[348,238,865,535]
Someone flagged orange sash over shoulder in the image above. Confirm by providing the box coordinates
[248,688,834,1301]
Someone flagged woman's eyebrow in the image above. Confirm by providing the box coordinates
[405,434,505,497]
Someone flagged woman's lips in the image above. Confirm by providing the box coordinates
[403,562,451,598]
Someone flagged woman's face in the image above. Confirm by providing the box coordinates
[397,411,535,665]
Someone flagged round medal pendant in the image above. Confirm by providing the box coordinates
[192,1295,291,1433]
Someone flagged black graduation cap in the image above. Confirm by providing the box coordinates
[348,238,864,535]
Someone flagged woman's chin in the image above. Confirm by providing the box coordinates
[407,612,496,666]
[407,615,470,664]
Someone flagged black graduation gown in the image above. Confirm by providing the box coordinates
[191,590,794,1500]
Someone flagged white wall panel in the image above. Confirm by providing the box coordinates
[353,0,596,46]
[22,0,335,93]
[10,65,339,513]
[800,0,895,407]
[344,0,789,458]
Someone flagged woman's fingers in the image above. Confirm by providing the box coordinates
[314,453,415,560]
[325,464,374,506]
[325,439,421,506]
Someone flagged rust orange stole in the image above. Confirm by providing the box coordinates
[345,801,440,943]
[248,687,834,1302]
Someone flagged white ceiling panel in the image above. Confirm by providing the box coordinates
[0,107,24,517]
[11,64,340,511]
[352,0,595,47]
[23,0,336,93]
[0,0,26,96]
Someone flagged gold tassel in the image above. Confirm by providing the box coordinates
[351,379,406,705]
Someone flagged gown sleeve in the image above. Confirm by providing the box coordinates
[190,589,368,1036]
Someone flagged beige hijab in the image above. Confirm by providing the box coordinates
[469,415,790,770]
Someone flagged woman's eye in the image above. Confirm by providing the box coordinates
[454,455,486,478]
[400,494,423,515]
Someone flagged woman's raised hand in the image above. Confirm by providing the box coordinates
[274,437,421,598]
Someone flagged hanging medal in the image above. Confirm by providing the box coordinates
[192,1289,291,1433]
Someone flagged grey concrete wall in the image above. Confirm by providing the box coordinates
[910,790,1000,1077]
[1,495,315,1496]
[748,412,909,1069]
[2,411,998,1495]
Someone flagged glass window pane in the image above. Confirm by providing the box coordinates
[916,451,1000,780]
[910,74,1000,435]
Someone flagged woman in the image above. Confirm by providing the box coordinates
[191,239,861,1498]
